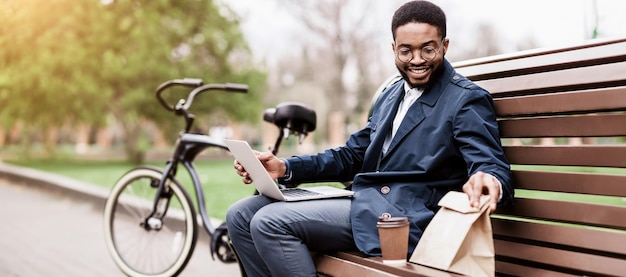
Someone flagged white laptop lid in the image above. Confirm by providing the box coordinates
[223,139,354,201]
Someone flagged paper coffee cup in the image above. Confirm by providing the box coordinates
[377,216,410,265]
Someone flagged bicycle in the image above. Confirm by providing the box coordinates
[103,78,316,277]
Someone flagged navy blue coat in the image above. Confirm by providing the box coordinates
[286,60,513,256]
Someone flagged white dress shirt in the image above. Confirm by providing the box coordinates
[382,83,423,154]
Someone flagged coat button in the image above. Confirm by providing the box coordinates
[381,213,392,219]
[381,186,390,194]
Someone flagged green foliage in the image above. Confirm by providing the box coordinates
[1,0,103,128]
[0,0,266,160]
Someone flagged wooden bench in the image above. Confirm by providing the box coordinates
[313,37,626,276]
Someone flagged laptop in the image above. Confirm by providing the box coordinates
[223,139,355,201]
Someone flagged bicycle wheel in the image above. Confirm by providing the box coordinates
[103,166,198,277]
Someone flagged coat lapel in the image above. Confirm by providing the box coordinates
[361,85,404,171]
[385,101,425,154]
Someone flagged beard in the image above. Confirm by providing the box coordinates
[396,62,445,91]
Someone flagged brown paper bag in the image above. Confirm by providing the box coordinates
[409,191,494,277]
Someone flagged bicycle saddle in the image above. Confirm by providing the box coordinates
[264,102,316,134]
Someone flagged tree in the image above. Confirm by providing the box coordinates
[278,0,392,146]
[0,0,106,155]
[0,0,265,162]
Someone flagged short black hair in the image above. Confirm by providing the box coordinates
[391,0,447,40]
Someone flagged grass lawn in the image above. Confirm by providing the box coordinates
[7,158,256,220]
[512,165,626,207]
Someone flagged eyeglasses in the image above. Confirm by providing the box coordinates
[395,41,444,63]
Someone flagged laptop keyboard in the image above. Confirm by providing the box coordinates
[281,188,322,197]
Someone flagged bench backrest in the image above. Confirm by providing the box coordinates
[453,38,626,276]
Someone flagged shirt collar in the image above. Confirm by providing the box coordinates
[403,82,424,98]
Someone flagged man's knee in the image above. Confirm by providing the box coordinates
[249,205,290,239]
[226,196,273,232]
[226,198,251,231]
[249,212,275,236]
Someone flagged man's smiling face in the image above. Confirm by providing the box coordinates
[392,22,448,89]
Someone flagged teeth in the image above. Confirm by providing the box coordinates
[409,68,428,74]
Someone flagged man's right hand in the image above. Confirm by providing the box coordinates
[233,151,286,184]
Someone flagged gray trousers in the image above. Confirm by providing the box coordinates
[226,195,356,277]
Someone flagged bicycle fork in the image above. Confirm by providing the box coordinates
[142,167,176,231]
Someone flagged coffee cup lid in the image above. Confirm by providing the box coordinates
[377,216,409,227]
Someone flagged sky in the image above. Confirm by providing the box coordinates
[219,0,626,65]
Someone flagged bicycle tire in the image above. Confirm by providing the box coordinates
[103,166,198,277]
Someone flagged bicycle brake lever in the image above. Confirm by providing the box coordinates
[174,99,186,110]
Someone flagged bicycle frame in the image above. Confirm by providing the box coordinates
[147,133,228,236]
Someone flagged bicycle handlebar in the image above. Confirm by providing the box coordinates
[155,78,248,112]
[155,78,204,111]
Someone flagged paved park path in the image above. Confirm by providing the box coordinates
[0,167,241,277]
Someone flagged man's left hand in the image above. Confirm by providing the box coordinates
[462,171,500,213]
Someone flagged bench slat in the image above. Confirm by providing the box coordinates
[494,86,626,117]
[496,198,626,230]
[316,251,463,277]
[495,260,577,277]
[312,252,398,277]
[504,145,626,168]
[499,113,626,137]
[475,61,626,96]
[512,170,626,197]
[494,240,626,276]
[454,38,626,81]
[492,218,626,256]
